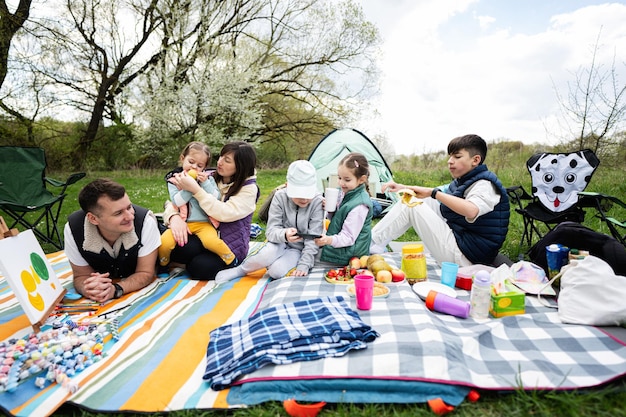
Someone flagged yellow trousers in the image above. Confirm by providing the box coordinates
[159,222,236,266]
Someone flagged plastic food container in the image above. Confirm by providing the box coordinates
[401,243,427,284]
[455,272,473,290]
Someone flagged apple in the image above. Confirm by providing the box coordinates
[376,270,392,283]
[391,269,406,282]
[349,257,361,269]
[359,269,374,277]
[359,255,369,269]
[188,169,198,179]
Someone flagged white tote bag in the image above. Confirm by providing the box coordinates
[557,255,626,326]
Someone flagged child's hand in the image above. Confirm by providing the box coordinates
[382,181,403,193]
[314,235,332,247]
[285,228,299,242]
[196,170,209,183]
[172,172,201,193]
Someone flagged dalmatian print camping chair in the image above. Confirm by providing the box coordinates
[507,149,599,248]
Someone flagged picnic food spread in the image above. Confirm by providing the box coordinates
[324,267,361,284]
[347,281,390,298]
[325,255,405,284]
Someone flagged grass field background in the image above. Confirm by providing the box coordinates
[33,164,626,259]
[3,165,626,417]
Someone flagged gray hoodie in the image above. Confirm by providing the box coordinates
[265,188,325,273]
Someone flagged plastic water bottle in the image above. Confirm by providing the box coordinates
[469,270,491,319]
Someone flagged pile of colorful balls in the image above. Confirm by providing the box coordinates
[0,320,109,393]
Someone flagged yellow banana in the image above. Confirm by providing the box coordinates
[398,188,423,207]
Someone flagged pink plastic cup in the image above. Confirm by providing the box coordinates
[353,274,374,310]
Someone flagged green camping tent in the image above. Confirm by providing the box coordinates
[308,128,397,206]
[258,128,397,222]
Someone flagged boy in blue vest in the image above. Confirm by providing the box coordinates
[370,134,509,266]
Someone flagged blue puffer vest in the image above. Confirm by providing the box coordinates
[440,165,510,264]
[218,178,259,261]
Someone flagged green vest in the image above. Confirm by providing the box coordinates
[321,184,373,265]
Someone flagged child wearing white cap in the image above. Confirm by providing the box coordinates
[215,160,324,282]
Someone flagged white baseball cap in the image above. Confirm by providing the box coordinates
[286,160,318,199]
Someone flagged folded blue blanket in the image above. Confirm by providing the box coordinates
[203,295,379,390]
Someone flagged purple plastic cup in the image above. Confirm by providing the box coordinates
[353,274,374,310]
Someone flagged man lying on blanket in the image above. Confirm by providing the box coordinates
[64,179,161,302]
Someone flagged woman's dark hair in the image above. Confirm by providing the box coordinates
[447,134,487,164]
[214,141,257,199]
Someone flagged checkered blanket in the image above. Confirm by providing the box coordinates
[230,252,626,400]
[204,296,379,390]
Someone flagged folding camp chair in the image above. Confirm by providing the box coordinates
[0,146,86,250]
[578,191,626,246]
[507,149,600,249]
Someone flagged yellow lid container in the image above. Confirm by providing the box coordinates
[401,244,427,282]
[402,243,424,254]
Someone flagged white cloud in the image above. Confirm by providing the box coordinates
[357,1,626,155]
[475,14,496,29]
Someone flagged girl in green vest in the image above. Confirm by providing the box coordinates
[316,152,373,265]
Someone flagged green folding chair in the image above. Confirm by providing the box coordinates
[0,146,86,250]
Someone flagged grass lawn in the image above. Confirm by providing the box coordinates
[4,166,626,417]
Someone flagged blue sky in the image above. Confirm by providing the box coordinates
[356,0,626,156]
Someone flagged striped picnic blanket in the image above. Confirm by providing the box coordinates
[0,246,269,417]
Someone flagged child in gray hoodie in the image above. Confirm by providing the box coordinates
[215,160,324,283]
